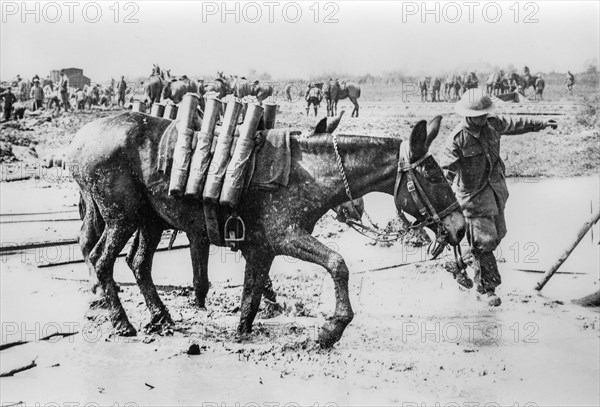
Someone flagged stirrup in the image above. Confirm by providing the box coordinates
[224,215,245,251]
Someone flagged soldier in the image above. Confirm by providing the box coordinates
[30,78,44,110]
[441,89,557,306]
[117,75,127,108]
[565,71,575,96]
[1,87,17,122]
[305,83,322,116]
[59,70,71,112]
[534,73,545,101]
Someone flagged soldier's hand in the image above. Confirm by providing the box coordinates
[547,119,558,130]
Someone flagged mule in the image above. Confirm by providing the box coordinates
[145,64,166,108]
[68,114,465,347]
[161,74,199,104]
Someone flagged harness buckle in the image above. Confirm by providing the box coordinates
[407,180,416,193]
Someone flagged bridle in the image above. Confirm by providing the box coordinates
[394,141,460,230]
[331,134,470,284]
[331,134,459,245]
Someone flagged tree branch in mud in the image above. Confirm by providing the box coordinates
[0,357,38,377]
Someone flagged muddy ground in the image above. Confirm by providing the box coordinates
[0,86,599,406]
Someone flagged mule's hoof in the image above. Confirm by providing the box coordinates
[114,321,137,337]
[317,321,344,349]
[144,311,174,334]
[237,321,252,336]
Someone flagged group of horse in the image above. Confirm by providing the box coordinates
[416,71,546,102]
[144,65,275,113]
[417,72,479,102]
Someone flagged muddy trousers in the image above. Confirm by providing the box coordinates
[466,212,507,294]
[3,106,12,121]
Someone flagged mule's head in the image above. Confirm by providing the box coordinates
[394,116,466,245]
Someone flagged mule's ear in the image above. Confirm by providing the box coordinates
[425,115,442,148]
[313,117,328,135]
[409,120,428,160]
[326,110,345,133]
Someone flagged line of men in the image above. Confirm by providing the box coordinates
[1,72,131,122]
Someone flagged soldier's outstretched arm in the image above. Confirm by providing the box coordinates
[490,115,558,136]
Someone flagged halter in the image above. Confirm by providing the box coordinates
[394,141,459,229]
[331,134,458,241]
[331,134,468,278]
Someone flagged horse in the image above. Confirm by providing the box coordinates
[325,80,361,117]
[68,113,466,348]
[461,72,479,93]
[161,74,199,104]
[145,64,166,109]
[508,72,538,95]
[444,74,462,101]
[322,79,338,117]
[430,77,441,102]
[486,71,508,96]
[233,79,274,104]
[418,77,429,102]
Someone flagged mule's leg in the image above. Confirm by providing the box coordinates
[237,247,275,335]
[127,223,173,328]
[271,229,354,348]
[262,274,277,303]
[90,224,137,335]
[188,232,211,308]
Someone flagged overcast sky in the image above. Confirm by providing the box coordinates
[1,0,599,82]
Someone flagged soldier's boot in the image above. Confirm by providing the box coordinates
[472,251,502,307]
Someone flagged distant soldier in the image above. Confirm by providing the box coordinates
[565,71,575,96]
[75,88,86,111]
[534,73,545,100]
[305,83,322,116]
[441,89,557,306]
[29,78,44,110]
[1,87,17,122]
[46,85,61,112]
[59,71,71,112]
[16,75,28,102]
[117,76,127,108]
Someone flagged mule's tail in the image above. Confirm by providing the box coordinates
[78,191,105,239]
[78,190,105,293]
